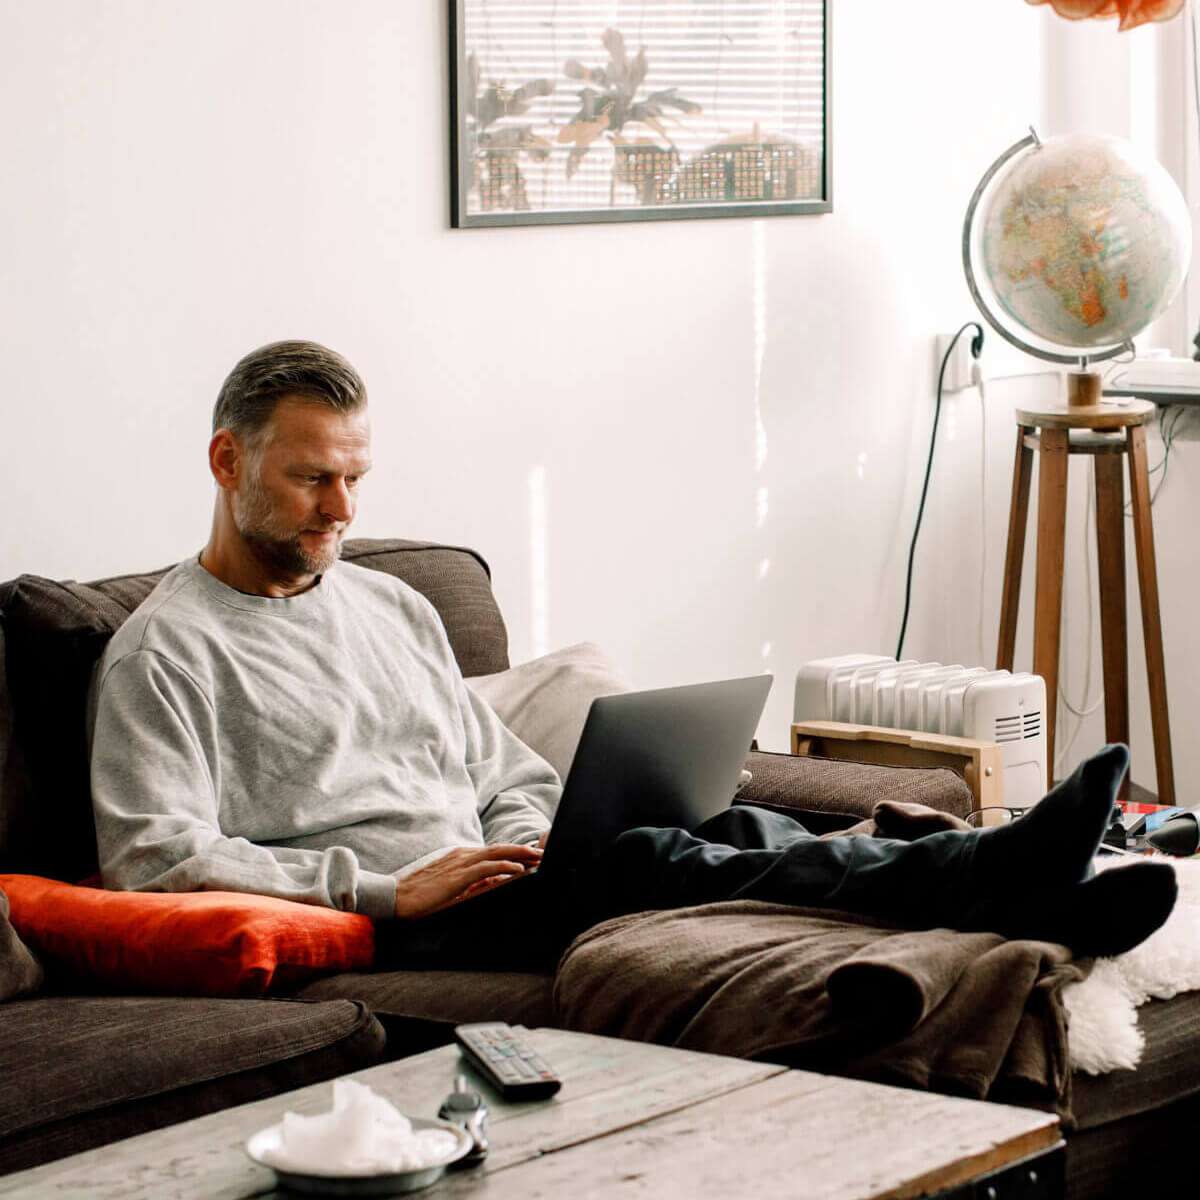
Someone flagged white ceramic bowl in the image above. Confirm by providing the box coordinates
[245,1115,473,1196]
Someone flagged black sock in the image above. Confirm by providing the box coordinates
[969,743,1129,898]
[965,860,1177,958]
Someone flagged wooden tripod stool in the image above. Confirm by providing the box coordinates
[996,375,1175,803]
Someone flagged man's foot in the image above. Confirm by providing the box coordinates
[966,860,1177,958]
[970,743,1129,895]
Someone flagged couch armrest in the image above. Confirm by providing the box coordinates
[790,721,1002,811]
[738,746,976,824]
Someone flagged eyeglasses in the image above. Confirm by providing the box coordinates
[965,806,1030,829]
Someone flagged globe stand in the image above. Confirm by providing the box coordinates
[1066,371,1102,408]
[963,128,1185,799]
[996,395,1175,803]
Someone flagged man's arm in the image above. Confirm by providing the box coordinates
[90,650,398,918]
[457,680,560,846]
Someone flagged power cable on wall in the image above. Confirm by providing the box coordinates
[896,322,984,660]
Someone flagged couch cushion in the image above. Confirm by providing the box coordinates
[293,968,555,1028]
[739,750,974,822]
[0,994,386,1174]
[0,538,507,879]
[1072,990,1200,1132]
[0,574,152,880]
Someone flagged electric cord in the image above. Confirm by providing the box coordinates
[1056,461,1104,775]
[1063,462,1102,716]
[975,363,988,666]
[895,321,984,659]
[1122,403,1182,516]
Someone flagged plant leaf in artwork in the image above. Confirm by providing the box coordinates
[629,47,647,92]
[643,87,703,115]
[483,126,553,160]
[602,27,628,80]
[473,76,554,129]
[564,59,608,85]
[557,113,610,148]
[565,86,605,123]
[510,78,554,108]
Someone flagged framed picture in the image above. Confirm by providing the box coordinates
[449,0,831,228]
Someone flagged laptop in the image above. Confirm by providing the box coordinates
[497,673,773,883]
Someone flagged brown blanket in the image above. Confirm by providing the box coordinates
[553,802,1087,1123]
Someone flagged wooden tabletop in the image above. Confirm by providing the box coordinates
[0,1029,1061,1200]
[1014,396,1155,429]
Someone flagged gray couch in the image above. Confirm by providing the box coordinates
[1,540,1197,1198]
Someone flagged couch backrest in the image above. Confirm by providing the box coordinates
[0,538,508,879]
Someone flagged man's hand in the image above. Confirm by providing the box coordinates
[392,844,543,920]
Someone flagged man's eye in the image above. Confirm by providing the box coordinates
[346,477,361,489]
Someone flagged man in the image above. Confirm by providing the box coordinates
[90,341,1177,970]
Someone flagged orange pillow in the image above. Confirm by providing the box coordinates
[0,875,376,997]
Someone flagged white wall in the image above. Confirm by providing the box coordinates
[0,0,1105,756]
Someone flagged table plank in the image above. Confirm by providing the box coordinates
[0,1031,785,1200]
[431,1070,1061,1200]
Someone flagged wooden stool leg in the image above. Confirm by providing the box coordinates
[1127,425,1175,805]
[997,426,1035,671]
[1033,428,1069,774]
[1093,454,1130,803]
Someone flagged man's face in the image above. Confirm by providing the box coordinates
[231,397,372,579]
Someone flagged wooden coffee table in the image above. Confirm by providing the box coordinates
[0,1028,1063,1199]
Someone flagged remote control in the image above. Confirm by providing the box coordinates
[453,1023,562,1101]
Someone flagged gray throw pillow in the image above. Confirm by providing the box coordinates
[466,643,631,782]
[0,887,43,1001]
[467,644,754,796]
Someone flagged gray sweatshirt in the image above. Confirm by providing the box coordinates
[89,557,560,919]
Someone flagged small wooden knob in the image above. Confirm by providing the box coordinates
[1066,372,1103,408]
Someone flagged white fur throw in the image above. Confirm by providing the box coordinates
[1065,856,1200,1075]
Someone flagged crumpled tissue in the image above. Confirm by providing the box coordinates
[259,1079,460,1175]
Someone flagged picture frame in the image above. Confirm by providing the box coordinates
[449,0,832,229]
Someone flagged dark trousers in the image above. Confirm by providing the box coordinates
[375,806,978,971]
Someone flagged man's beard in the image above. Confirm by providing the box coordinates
[233,471,343,578]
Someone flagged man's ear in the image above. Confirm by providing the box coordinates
[209,429,244,492]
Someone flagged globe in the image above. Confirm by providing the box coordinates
[966,132,1191,362]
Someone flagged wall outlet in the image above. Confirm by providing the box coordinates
[936,333,978,393]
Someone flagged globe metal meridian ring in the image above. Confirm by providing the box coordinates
[961,129,1134,368]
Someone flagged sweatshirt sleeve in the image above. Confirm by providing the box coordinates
[90,650,398,919]
[456,676,560,846]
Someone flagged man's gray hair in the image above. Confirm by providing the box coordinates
[212,340,367,442]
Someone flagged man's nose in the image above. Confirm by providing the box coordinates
[319,480,355,524]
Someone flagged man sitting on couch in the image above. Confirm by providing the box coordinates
[89,340,1177,969]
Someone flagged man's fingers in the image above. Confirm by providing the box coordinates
[464,859,529,884]
[442,844,542,869]
[461,873,515,899]
[472,843,542,862]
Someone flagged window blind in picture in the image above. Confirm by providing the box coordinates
[451,0,830,226]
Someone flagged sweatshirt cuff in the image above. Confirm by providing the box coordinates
[356,871,399,919]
